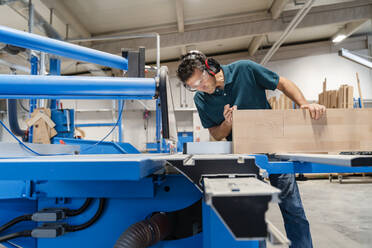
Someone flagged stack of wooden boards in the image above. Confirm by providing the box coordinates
[232,109,372,154]
[318,82,354,109]
[268,94,295,110]
[269,75,362,110]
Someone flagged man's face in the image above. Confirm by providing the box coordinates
[185,69,216,94]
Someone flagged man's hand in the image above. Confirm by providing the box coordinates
[300,103,326,120]
[209,104,237,141]
[223,104,237,124]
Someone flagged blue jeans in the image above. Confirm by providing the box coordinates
[261,174,313,248]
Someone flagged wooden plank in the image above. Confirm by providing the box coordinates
[318,93,323,105]
[284,95,289,109]
[272,96,277,110]
[287,96,293,109]
[337,87,342,108]
[327,91,332,108]
[232,109,372,154]
[324,91,328,108]
[343,85,347,109]
[347,86,354,109]
[330,90,337,108]
[356,72,364,108]
[338,85,347,108]
[323,78,327,105]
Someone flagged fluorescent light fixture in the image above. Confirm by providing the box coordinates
[338,48,372,69]
[332,34,346,43]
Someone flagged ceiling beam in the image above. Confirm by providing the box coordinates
[250,0,289,55]
[261,0,315,65]
[39,0,90,38]
[332,19,369,43]
[175,0,185,33]
[248,35,266,56]
[270,0,290,19]
[6,0,62,38]
[91,0,372,55]
[5,0,86,39]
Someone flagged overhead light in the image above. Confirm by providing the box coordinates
[332,20,369,44]
[338,48,372,69]
[332,34,346,43]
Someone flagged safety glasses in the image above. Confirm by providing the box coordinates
[184,70,209,92]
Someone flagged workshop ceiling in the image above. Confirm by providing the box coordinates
[0,0,371,75]
[60,0,274,35]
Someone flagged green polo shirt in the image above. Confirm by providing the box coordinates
[194,60,279,141]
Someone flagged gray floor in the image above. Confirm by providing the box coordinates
[267,177,372,248]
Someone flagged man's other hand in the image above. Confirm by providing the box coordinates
[223,104,237,124]
[300,103,326,120]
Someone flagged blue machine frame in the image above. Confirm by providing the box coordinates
[0,25,128,70]
[0,153,371,248]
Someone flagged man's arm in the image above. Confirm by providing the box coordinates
[208,104,236,141]
[277,76,325,120]
[209,121,232,141]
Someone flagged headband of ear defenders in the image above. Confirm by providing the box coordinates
[181,51,221,75]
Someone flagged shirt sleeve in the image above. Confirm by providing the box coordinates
[194,93,216,129]
[246,60,279,90]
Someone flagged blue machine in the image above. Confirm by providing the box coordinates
[0,25,372,248]
[146,132,193,153]
[51,109,74,139]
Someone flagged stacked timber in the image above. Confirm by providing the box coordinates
[318,79,354,109]
[268,94,295,110]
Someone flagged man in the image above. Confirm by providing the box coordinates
[176,51,326,248]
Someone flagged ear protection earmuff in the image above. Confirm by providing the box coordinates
[204,57,221,76]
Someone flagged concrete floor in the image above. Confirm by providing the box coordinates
[267,177,372,248]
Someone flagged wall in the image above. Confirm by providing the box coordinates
[266,49,372,101]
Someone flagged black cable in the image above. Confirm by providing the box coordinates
[65,198,105,232]
[18,99,29,113]
[0,214,32,233]
[0,230,31,242]
[0,199,92,234]
[66,198,93,217]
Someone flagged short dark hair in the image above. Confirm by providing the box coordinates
[176,51,207,84]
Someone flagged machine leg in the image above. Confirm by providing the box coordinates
[202,202,260,248]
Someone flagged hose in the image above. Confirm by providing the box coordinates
[0,198,93,234]
[114,213,171,248]
[0,230,31,243]
[65,198,105,232]
[66,198,93,217]
[0,215,32,233]
[7,99,26,137]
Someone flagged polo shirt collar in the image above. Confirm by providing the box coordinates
[221,65,233,86]
[210,65,233,95]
